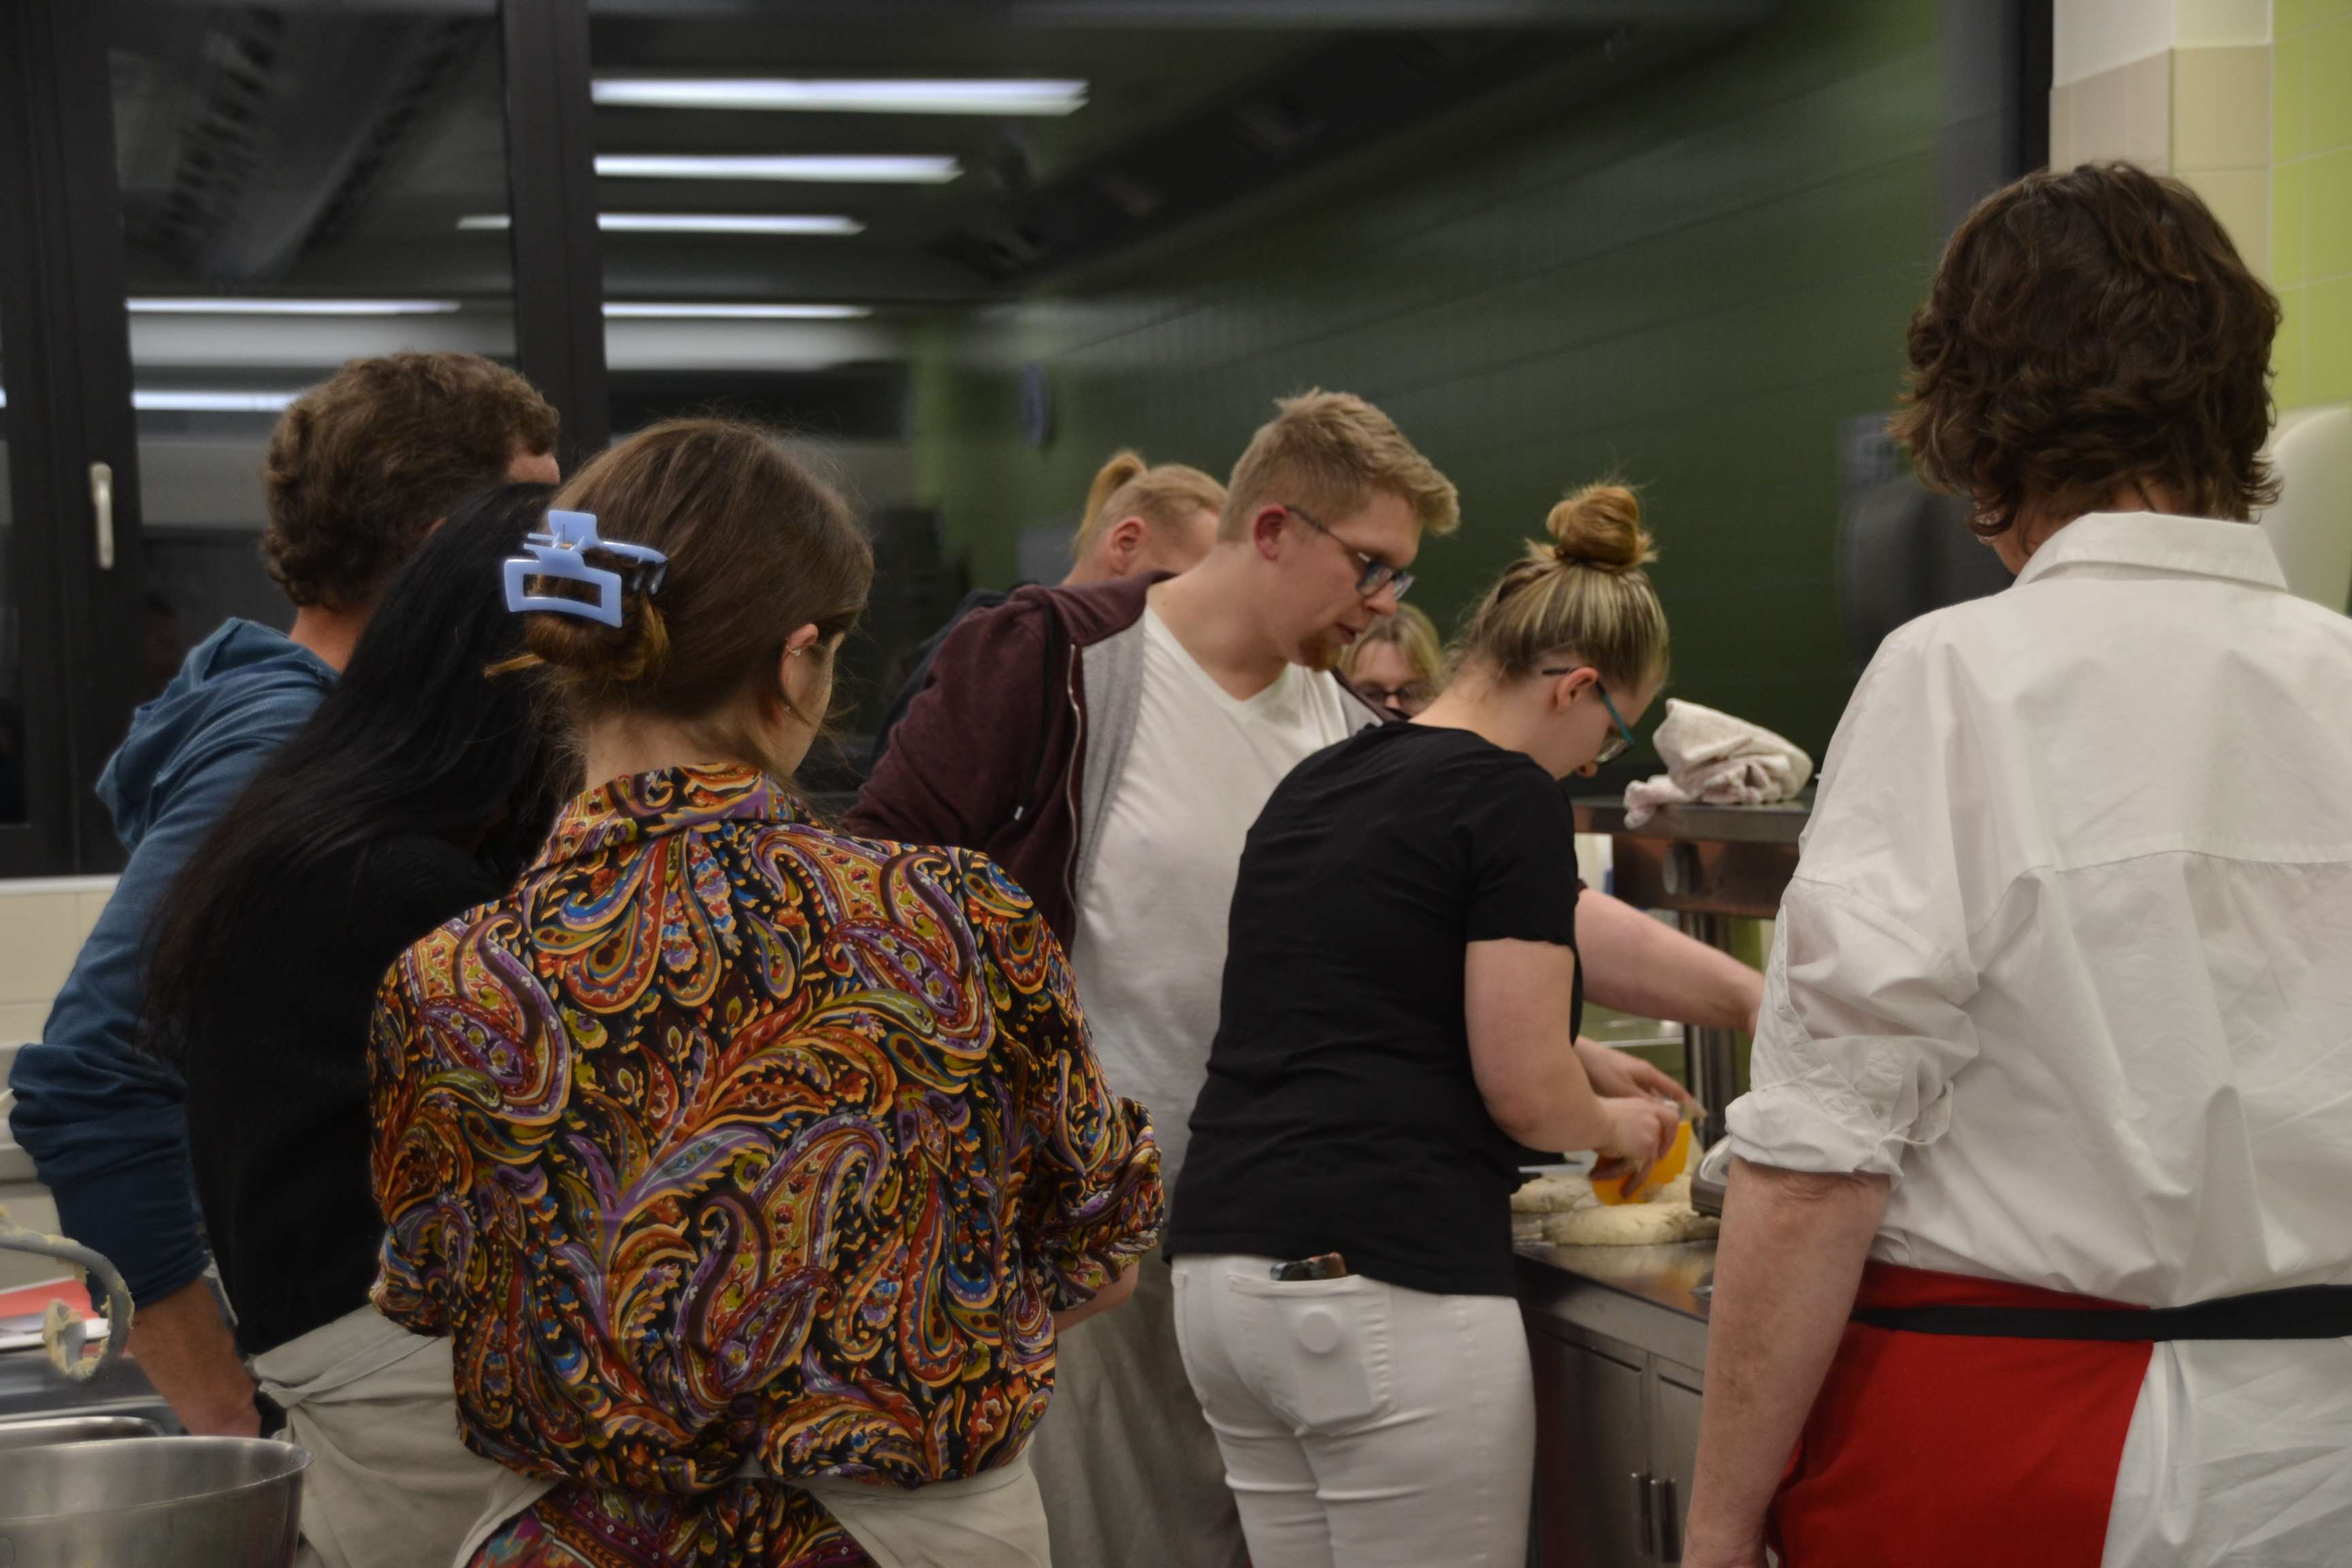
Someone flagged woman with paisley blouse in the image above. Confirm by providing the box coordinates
[367,418,1163,1568]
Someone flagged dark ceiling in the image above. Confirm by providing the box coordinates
[107,0,1770,313]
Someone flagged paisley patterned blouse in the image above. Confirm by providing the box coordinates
[368,766,1160,1543]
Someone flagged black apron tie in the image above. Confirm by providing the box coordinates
[1851,1283,2352,1341]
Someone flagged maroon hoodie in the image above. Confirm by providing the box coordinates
[851,574,1388,944]
[847,575,1156,943]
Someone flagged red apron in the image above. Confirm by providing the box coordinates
[1767,1262,2153,1568]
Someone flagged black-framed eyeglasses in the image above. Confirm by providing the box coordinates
[1356,681,1434,716]
[1540,667,1638,764]
[1285,504,1414,602]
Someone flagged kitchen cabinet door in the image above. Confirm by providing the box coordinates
[1649,1365,1705,1565]
[1529,1328,1651,1568]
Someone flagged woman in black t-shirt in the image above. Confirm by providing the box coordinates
[1168,483,1681,1568]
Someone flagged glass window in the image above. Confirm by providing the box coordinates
[108,3,517,668]
[0,327,22,823]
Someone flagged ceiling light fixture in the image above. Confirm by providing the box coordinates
[0,389,306,412]
[458,212,866,235]
[125,297,459,316]
[595,153,960,184]
[591,78,1088,116]
[603,301,873,321]
[133,389,304,412]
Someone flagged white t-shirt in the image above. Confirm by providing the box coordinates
[1074,608,1360,1184]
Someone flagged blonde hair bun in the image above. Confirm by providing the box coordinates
[1071,449,1226,564]
[1545,483,1655,573]
[1084,450,1150,527]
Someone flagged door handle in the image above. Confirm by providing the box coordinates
[1632,1470,1654,1560]
[89,461,114,570]
[1650,1476,1680,1561]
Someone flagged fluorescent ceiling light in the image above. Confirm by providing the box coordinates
[603,302,872,321]
[0,389,303,412]
[458,212,865,235]
[592,78,1086,116]
[125,297,459,316]
[133,389,304,412]
[595,153,959,184]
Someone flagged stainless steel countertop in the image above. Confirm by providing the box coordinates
[1571,796,1812,845]
[1514,1239,1716,1370]
[0,1345,170,1425]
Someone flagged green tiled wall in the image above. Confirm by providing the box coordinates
[2274,0,2352,410]
[911,1,1944,756]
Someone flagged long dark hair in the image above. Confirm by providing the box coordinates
[146,483,574,1060]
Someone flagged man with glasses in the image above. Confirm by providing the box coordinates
[851,389,1458,1568]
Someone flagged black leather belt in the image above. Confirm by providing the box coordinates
[1851,1284,2352,1341]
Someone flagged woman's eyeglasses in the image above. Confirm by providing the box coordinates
[1286,504,1414,602]
[1358,683,1433,715]
[1539,667,1638,764]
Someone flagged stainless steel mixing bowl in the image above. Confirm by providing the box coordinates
[0,1435,310,1567]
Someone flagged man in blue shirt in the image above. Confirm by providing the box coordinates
[7,352,559,1435]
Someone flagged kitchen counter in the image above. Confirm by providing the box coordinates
[1516,1239,1712,1373]
[0,1345,170,1426]
[1516,1240,1715,1565]
[1571,796,1812,846]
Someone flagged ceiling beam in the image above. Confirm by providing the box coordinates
[568,0,1773,24]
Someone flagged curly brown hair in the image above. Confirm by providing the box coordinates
[1892,162,2281,534]
[261,353,559,608]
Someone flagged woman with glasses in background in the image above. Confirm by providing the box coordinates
[1339,602,1446,717]
[1164,483,1684,1568]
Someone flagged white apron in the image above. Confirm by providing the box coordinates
[248,1305,506,1568]
[449,1450,1051,1568]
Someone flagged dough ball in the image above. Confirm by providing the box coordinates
[1510,1173,1596,1215]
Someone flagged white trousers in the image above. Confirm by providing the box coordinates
[1170,1255,1533,1568]
[1029,1250,1246,1568]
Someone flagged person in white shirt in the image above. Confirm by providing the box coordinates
[1684,162,2352,1568]
[857,390,1458,1566]
[1049,393,1457,1568]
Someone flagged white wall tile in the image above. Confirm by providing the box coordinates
[0,893,91,1007]
[2057,0,2179,86]
[0,1186,69,1292]
[0,1002,52,1045]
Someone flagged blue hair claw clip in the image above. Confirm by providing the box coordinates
[502,509,668,627]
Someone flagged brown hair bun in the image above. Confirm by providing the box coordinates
[1545,483,1655,573]
[519,579,672,690]
[500,419,874,783]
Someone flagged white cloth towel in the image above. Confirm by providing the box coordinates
[1622,699,1813,827]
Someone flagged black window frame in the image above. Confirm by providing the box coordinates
[0,0,154,876]
[0,0,607,877]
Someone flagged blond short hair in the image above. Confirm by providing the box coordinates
[1071,449,1226,564]
[1222,389,1460,542]
[1458,482,1668,690]
[1341,602,1447,689]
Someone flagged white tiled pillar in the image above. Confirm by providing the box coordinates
[0,878,112,1043]
[2048,0,2276,275]
[0,879,115,1288]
